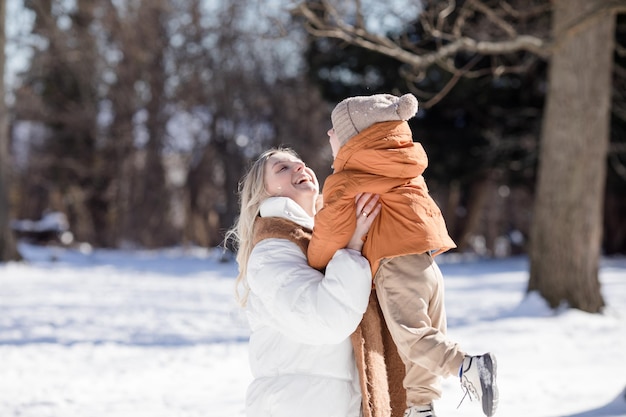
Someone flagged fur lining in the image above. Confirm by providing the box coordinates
[253,216,312,255]
[354,292,407,417]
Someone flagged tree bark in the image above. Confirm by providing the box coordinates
[528,0,614,312]
[0,0,21,262]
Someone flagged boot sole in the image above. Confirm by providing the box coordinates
[480,353,499,416]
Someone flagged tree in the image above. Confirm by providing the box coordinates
[293,0,626,312]
[124,0,175,247]
[528,0,615,312]
[17,0,102,244]
[0,0,21,262]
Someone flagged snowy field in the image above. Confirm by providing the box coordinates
[0,243,625,417]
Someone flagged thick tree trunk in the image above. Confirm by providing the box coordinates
[528,0,614,312]
[0,0,21,262]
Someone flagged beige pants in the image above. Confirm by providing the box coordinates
[374,252,466,406]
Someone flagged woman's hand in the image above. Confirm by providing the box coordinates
[347,193,381,252]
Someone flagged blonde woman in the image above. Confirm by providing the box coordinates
[228,147,381,417]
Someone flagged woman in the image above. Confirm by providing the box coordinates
[228,148,381,417]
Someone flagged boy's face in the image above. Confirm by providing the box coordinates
[327,128,341,159]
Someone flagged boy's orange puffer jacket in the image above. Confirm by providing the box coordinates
[308,120,456,276]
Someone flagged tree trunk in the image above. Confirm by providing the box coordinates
[528,0,614,312]
[0,0,21,262]
[457,171,495,254]
[131,0,174,248]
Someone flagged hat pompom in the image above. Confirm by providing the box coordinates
[397,94,418,120]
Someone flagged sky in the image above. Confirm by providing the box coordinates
[0,243,625,417]
[4,0,33,90]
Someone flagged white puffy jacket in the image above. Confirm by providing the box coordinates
[245,197,372,417]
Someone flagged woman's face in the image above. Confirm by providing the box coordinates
[264,151,319,215]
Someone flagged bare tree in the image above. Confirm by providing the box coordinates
[293,0,626,312]
[528,0,615,312]
[93,0,143,247]
[127,0,175,247]
[16,0,102,244]
[0,0,21,262]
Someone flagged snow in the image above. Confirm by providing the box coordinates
[1,244,625,417]
[10,212,69,233]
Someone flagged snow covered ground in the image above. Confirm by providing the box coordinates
[1,243,625,417]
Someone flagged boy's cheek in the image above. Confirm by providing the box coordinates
[315,195,324,213]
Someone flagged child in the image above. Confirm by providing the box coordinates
[308,93,499,417]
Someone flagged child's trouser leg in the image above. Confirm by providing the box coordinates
[374,253,465,406]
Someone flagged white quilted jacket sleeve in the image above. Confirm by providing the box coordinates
[247,238,372,345]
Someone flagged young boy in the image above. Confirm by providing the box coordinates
[308,93,499,417]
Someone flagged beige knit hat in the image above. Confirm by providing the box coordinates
[331,93,419,147]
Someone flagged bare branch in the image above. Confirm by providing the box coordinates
[437,0,457,38]
[294,0,626,74]
[500,2,552,20]
[451,2,474,38]
[295,3,547,69]
[421,55,482,108]
[294,2,548,72]
[468,0,518,38]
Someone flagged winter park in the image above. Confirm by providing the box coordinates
[0,243,625,417]
[1,2,626,417]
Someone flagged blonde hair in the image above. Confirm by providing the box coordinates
[226,147,302,306]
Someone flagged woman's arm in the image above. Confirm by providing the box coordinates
[247,239,372,345]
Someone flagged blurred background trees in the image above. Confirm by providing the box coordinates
[5,0,331,249]
[0,0,21,261]
[1,0,625,312]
